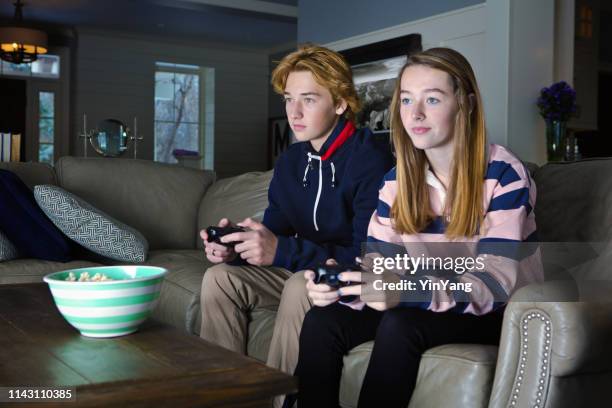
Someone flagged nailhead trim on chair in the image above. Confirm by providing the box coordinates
[508,310,552,408]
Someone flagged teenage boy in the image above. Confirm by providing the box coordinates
[199,44,394,379]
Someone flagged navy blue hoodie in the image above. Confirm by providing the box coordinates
[264,119,394,272]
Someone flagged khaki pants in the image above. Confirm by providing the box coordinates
[200,263,312,382]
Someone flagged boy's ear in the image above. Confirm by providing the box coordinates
[335,99,348,116]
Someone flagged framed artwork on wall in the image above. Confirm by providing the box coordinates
[268,116,296,169]
[340,33,422,135]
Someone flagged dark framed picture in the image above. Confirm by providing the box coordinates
[268,116,296,169]
[340,33,422,134]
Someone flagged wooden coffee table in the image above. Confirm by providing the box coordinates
[0,283,296,407]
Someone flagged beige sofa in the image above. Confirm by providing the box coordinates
[0,156,273,351]
[1,156,611,408]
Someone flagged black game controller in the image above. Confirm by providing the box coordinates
[206,226,246,247]
[313,263,361,302]
[314,264,361,289]
[313,263,359,288]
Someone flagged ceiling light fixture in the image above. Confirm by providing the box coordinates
[0,0,48,64]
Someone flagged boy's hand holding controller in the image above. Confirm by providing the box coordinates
[200,218,279,266]
[200,218,240,263]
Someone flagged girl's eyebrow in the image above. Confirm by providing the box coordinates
[400,88,448,95]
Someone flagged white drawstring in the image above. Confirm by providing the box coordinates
[309,153,323,231]
[302,155,312,187]
[303,153,337,232]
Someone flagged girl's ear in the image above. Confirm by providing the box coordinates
[468,93,476,114]
[335,98,348,116]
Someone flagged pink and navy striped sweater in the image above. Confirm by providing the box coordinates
[366,144,542,315]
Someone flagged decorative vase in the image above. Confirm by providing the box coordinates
[546,120,567,162]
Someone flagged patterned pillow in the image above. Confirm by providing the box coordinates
[34,185,148,263]
[0,230,19,261]
[0,169,72,262]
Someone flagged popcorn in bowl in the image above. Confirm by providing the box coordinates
[66,271,114,282]
[43,266,167,338]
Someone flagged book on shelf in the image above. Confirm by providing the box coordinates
[1,133,10,162]
[11,133,21,162]
[0,133,22,162]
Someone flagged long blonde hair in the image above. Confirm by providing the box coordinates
[390,48,487,238]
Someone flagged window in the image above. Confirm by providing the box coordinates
[0,53,63,163]
[154,62,214,168]
[154,63,200,164]
[0,54,60,78]
[38,91,54,164]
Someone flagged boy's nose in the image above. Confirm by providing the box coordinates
[289,102,303,119]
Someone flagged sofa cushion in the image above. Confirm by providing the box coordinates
[197,170,273,249]
[0,230,19,261]
[407,344,498,408]
[34,185,149,263]
[339,342,498,408]
[56,157,215,250]
[0,161,57,189]
[247,308,277,362]
[534,158,612,242]
[0,259,102,284]
[144,250,211,333]
[0,170,72,262]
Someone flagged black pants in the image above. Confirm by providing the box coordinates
[295,304,503,408]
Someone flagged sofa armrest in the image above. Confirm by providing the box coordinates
[488,281,612,408]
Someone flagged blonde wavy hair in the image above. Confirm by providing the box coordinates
[271,44,361,123]
[390,47,487,238]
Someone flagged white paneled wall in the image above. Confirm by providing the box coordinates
[74,30,270,178]
[506,0,555,164]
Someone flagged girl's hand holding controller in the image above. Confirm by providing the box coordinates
[337,262,401,311]
[304,259,361,306]
[304,259,341,307]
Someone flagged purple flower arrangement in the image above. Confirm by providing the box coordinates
[537,81,577,122]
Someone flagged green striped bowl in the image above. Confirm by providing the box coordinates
[43,266,167,338]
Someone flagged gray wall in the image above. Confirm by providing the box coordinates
[298,0,484,44]
[74,29,270,178]
[268,48,295,120]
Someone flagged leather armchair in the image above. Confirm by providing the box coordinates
[336,159,612,408]
[489,282,612,408]
[337,281,612,408]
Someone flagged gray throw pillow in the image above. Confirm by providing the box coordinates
[34,185,148,263]
[0,230,18,261]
